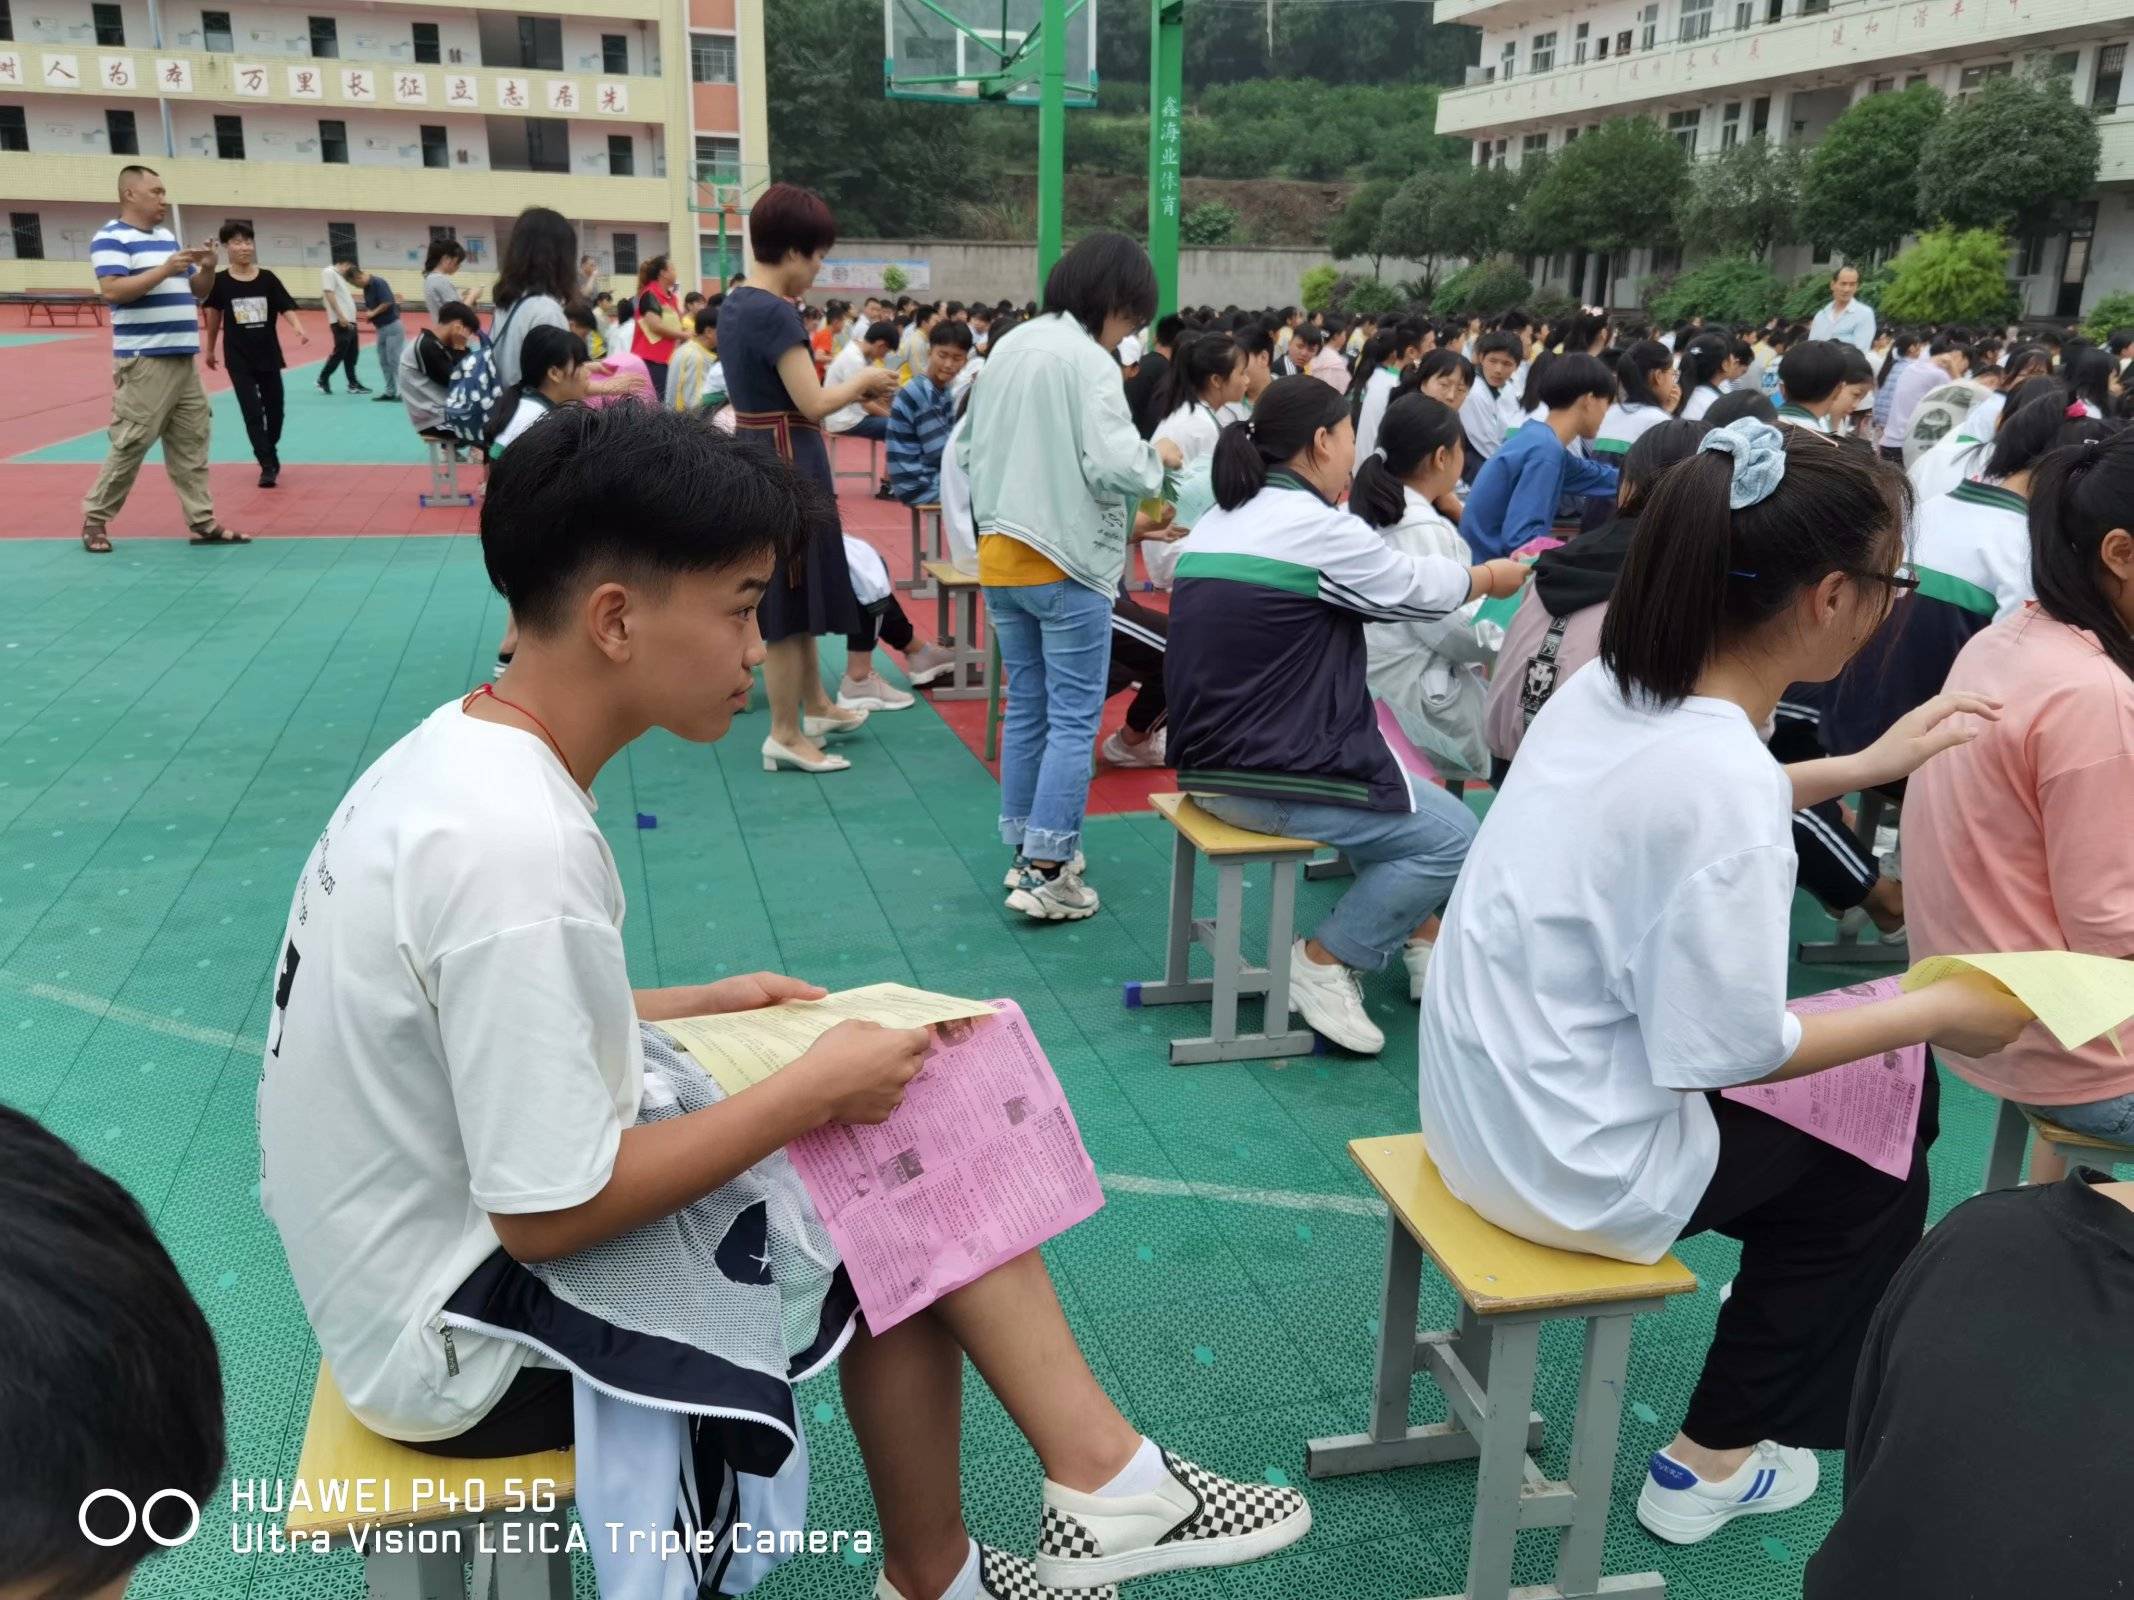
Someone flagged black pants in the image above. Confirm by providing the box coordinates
[643,360,669,403]
[320,325,361,387]
[1678,1066,1939,1450]
[405,1365,573,1458]
[1793,798,1877,913]
[1109,594,1168,735]
[847,595,915,656]
[226,360,284,470]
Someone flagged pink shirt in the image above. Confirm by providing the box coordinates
[585,349,651,410]
[1903,606,2134,1105]
[1308,346,1349,391]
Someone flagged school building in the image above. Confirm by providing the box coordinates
[1434,0,2132,318]
[0,0,768,296]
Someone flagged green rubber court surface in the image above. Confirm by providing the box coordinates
[0,535,2014,1600]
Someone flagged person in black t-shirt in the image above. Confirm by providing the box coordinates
[1123,312,1180,439]
[202,221,307,487]
[1804,1173,2134,1600]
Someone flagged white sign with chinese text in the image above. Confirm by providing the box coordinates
[233,61,270,96]
[594,79,629,115]
[286,64,324,99]
[391,70,426,104]
[155,56,193,92]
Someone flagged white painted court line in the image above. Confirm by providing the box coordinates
[1099,1171,1385,1218]
[0,969,261,1054]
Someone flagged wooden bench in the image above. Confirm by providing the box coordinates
[1308,1135,1697,1600]
[922,559,989,701]
[1982,1099,2134,1190]
[898,501,946,598]
[285,1365,576,1599]
[1798,788,1907,966]
[15,289,104,327]
[1125,792,1322,1065]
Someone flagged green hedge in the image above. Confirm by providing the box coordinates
[1648,257,1786,326]
[1431,257,1533,318]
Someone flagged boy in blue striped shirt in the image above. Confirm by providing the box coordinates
[81,165,249,552]
[886,320,972,505]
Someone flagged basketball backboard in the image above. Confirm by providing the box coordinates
[884,0,1098,106]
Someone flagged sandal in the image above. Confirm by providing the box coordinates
[81,524,113,554]
[188,525,253,546]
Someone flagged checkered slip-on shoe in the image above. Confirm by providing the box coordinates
[1032,1450,1311,1588]
[872,1544,1118,1600]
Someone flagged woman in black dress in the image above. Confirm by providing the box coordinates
[718,183,897,773]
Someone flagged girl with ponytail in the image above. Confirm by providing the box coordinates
[1348,326,1409,465]
[1150,332,1247,467]
[1676,333,1730,421]
[1594,340,1679,458]
[1903,426,2134,1184]
[1420,418,2031,1543]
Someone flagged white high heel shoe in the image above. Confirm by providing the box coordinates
[803,708,868,740]
[762,736,850,774]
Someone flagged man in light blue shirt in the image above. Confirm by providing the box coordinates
[1809,265,1878,357]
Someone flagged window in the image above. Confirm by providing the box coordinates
[327,220,357,264]
[11,212,43,260]
[1720,101,1741,148]
[1613,30,1631,55]
[2045,49,2078,78]
[214,114,245,160]
[2015,234,2048,278]
[2096,44,2126,113]
[601,32,628,72]
[612,231,638,277]
[1573,22,1588,63]
[1800,0,1827,14]
[411,21,440,63]
[319,118,347,163]
[201,9,232,51]
[1523,131,1550,159]
[0,106,24,152]
[1870,76,1895,93]
[1734,0,1754,30]
[1563,125,1580,143]
[1678,0,1711,45]
[1491,137,1508,170]
[1639,5,1659,50]
[1530,30,1556,71]
[608,133,633,175]
[308,16,338,57]
[691,32,736,82]
[1905,73,1928,87]
[516,16,562,71]
[420,124,448,168]
[0,0,10,41]
[1596,35,1610,58]
[1667,107,1701,154]
[695,134,740,182]
[1499,40,1516,80]
[1751,95,1771,136]
[92,2,124,46]
[105,107,137,154]
[526,117,569,172]
[1958,61,2012,91]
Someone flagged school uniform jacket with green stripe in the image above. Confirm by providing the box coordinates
[1824,478,2029,756]
[1166,472,1473,813]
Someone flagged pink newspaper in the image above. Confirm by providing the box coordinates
[784,999,1105,1331]
[1720,977,1926,1180]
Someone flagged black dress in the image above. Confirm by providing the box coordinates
[717,285,859,643]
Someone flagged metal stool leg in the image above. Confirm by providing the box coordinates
[1209,860,1246,1044]
[493,1525,573,1600]
[364,1547,463,1600]
[1553,1313,1639,1597]
[1264,858,1299,1035]
[1462,1319,1542,1600]
[1983,1097,2031,1190]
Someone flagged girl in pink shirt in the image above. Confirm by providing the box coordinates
[1904,431,2134,1180]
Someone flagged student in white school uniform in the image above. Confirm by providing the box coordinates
[492,326,592,450]
[1416,419,2032,1551]
[1593,340,1680,460]
[1144,332,1247,588]
[1676,333,1730,421]
[1773,340,1849,433]
[1346,325,1410,467]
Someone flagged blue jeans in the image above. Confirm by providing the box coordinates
[1199,774,1478,971]
[987,578,1112,863]
[374,320,405,398]
[2018,1091,2134,1143]
[840,414,889,441]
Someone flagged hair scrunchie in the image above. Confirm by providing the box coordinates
[1699,418,1787,510]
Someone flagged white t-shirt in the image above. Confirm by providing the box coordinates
[320,266,357,327]
[822,338,873,433]
[1681,385,1722,421]
[495,392,556,450]
[258,702,643,1439]
[1417,666,1802,1265]
[1152,400,1224,464]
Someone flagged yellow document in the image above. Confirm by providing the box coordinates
[657,983,998,1097]
[1902,951,2134,1054]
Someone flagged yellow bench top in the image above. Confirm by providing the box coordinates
[2024,1108,2134,1155]
[284,1365,575,1540]
[1349,1134,1698,1314]
[1149,791,1320,857]
[923,558,981,587]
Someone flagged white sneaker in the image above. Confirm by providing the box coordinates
[1006,865,1100,922]
[1003,849,1084,889]
[875,1544,1115,1600]
[1403,938,1434,1000]
[1635,1441,1819,1546]
[1034,1449,1311,1588]
[837,672,915,711]
[1099,727,1168,768]
[902,642,957,688]
[1288,941,1384,1055]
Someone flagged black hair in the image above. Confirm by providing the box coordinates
[1211,374,1354,511]
[1474,330,1522,367]
[423,235,464,274]
[748,182,838,263]
[1704,389,1779,428]
[1876,328,1926,387]
[969,303,992,321]
[482,405,809,633]
[519,325,587,390]
[1615,340,1674,410]
[0,1106,224,1598]
[436,300,481,332]
[1986,382,2113,480]
[2030,431,2134,682]
[1836,343,1875,390]
[494,206,579,311]
[1348,327,1408,418]
[1321,313,1348,339]
[217,219,254,244]
[2108,328,2134,356]
[1154,331,1242,420]
[1564,309,1610,355]
[1518,350,1556,414]
[1676,334,1730,410]
[1728,338,1755,371]
[1498,309,1532,334]
[1287,321,1323,352]
[1153,312,1184,346]
[1617,417,1712,516]
[694,292,714,311]
[2064,346,2115,415]
[1232,322,1275,364]
[928,319,974,352]
[1600,431,1912,704]
[1778,339,1847,406]
[945,300,966,317]
[1405,348,1473,399]
[1041,231,1158,341]
[861,319,898,348]
[1537,353,1617,411]
[1351,393,1465,528]
[1769,322,1806,352]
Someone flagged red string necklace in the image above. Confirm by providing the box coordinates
[462,682,576,785]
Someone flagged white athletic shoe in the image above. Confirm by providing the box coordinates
[1034,1449,1311,1588]
[902,642,957,688]
[1402,938,1434,1000]
[1003,849,1084,889]
[1288,941,1384,1055]
[837,672,915,712]
[1006,864,1100,922]
[875,1544,1115,1600]
[1099,727,1168,768]
[1635,1441,1819,1546]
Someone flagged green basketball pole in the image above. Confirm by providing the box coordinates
[1148,0,1184,319]
[1036,0,1067,289]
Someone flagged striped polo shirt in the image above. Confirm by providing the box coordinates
[91,220,199,357]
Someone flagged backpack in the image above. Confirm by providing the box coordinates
[443,300,527,442]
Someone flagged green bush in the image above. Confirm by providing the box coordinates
[1648,256,1786,327]
[880,264,909,296]
[1431,257,1534,318]
[1066,116,1147,175]
[1779,269,1831,324]
[1395,275,1436,305]
[1299,264,1341,314]
[1877,227,2020,326]
[1288,123,1360,182]
[2082,292,2134,344]
[1181,202,1240,247]
[1335,276,1405,316]
[1528,289,1579,326]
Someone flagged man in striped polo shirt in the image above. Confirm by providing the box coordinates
[82,165,249,553]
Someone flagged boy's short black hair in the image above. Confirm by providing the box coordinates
[1537,353,1618,409]
[482,406,809,634]
[862,320,898,347]
[437,300,482,332]
[1154,313,1184,346]
[685,291,707,309]
[1474,330,1523,362]
[1040,231,1158,340]
[928,319,974,351]
[217,220,254,243]
[1704,388,1779,427]
[1778,339,1848,405]
[0,1107,224,1598]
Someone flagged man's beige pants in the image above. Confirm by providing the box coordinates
[81,354,216,533]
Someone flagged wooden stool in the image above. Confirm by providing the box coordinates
[1125,792,1321,1065]
[1798,789,1907,966]
[1308,1136,1697,1600]
[830,429,880,485]
[284,1365,576,1599]
[419,437,476,509]
[1981,1098,2134,1190]
[898,502,945,598]
[924,560,989,701]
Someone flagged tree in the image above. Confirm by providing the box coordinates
[1798,85,1943,264]
[1181,202,1239,246]
[1516,118,1686,258]
[2083,291,2134,343]
[1432,163,1523,264]
[1327,179,1399,275]
[1674,138,1804,258]
[1916,73,2103,240]
[1876,226,2020,324]
[1375,166,1465,284]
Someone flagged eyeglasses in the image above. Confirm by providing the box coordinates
[1853,563,1920,597]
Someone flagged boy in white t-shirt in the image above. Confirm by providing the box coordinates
[257,404,1307,1600]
